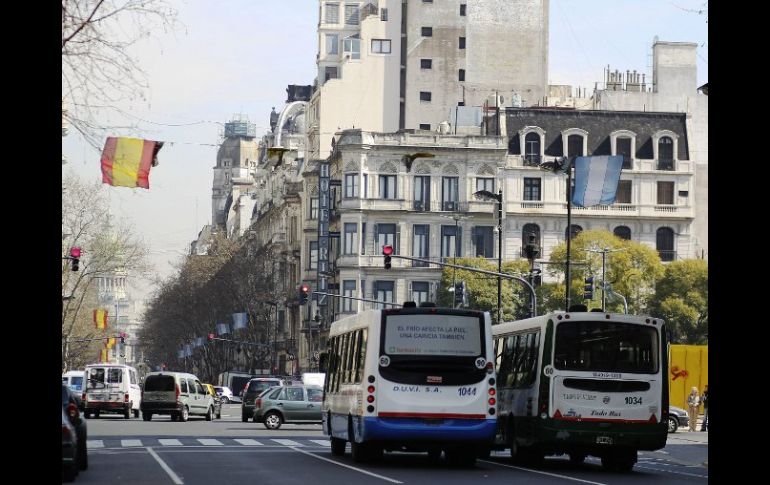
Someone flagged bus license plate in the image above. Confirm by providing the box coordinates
[596,436,613,445]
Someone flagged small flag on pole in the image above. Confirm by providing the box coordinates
[101,137,164,189]
[177,349,185,359]
[571,155,623,207]
[216,323,230,335]
[194,337,204,347]
[232,312,248,330]
[94,309,108,330]
[184,344,192,357]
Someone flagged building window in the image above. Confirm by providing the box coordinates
[343,35,361,59]
[325,3,339,24]
[460,4,466,15]
[657,181,674,205]
[524,132,541,165]
[344,4,360,25]
[379,174,397,199]
[419,123,431,130]
[615,180,632,204]
[656,227,675,261]
[371,39,391,54]
[422,0,433,3]
[523,178,541,201]
[658,136,674,170]
[324,66,338,82]
[617,137,632,169]
[413,175,430,211]
[421,27,433,37]
[412,225,430,266]
[376,223,397,254]
[459,37,466,49]
[360,222,366,254]
[411,281,430,305]
[473,226,494,258]
[362,173,368,198]
[310,198,319,219]
[441,225,462,259]
[565,224,582,241]
[374,281,395,309]
[342,280,356,312]
[344,173,359,198]
[442,176,459,211]
[421,59,432,69]
[420,91,432,102]
[326,34,339,55]
[476,177,494,194]
[343,223,358,255]
[309,241,319,269]
[380,7,387,21]
[614,226,631,240]
[567,134,584,157]
[459,69,465,81]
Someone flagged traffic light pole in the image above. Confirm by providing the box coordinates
[207,337,271,348]
[311,291,402,308]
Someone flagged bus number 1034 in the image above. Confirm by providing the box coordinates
[458,387,477,396]
[624,396,642,405]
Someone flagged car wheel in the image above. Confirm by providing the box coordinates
[62,459,78,482]
[143,413,152,421]
[124,407,131,419]
[180,406,189,422]
[216,410,221,419]
[94,410,100,418]
[241,413,248,422]
[569,453,587,464]
[134,409,140,418]
[330,437,346,456]
[668,416,678,433]
[205,407,213,421]
[263,411,283,430]
[222,396,229,404]
[78,441,88,470]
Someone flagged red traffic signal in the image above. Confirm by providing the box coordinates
[298,284,310,305]
[382,245,393,269]
[70,247,81,258]
[208,333,215,341]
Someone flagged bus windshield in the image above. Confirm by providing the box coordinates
[383,314,482,357]
[554,321,659,374]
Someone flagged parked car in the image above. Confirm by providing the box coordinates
[141,372,216,422]
[62,384,88,480]
[253,385,324,430]
[241,377,288,422]
[83,364,141,419]
[214,386,236,403]
[668,405,689,433]
[203,383,222,419]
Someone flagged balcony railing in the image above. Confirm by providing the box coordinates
[523,154,542,166]
[657,158,675,171]
[658,250,676,262]
[413,200,430,211]
[442,201,458,211]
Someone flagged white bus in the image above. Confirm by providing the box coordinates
[491,310,669,471]
[321,304,497,466]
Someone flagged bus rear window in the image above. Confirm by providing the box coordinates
[383,314,482,357]
[554,321,659,374]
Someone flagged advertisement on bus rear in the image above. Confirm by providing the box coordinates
[383,315,481,356]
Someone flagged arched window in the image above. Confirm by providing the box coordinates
[524,133,541,165]
[656,227,675,261]
[657,136,674,170]
[614,226,631,240]
[565,224,583,241]
[521,223,541,257]
[567,135,584,157]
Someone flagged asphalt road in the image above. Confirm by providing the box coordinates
[75,404,708,484]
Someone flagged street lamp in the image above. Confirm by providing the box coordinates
[473,189,503,323]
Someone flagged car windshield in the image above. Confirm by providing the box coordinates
[144,375,175,392]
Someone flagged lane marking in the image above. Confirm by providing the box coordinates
[480,460,608,485]
[272,439,303,446]
[146,447,184,485]
[233,439,263,446]
[290,447,403,484]
[635,465,708,478]
[197,439,224,446]
[121,439,143,447]
[87,440,104,449]
[309,440,331,447]
[159,439,183,447]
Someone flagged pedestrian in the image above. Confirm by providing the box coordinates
[700,385,708,431]
[687,386,700,432]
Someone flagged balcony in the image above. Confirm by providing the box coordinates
[658,250,676,262]
[657,158,675,171]
[523,154,541,166]
[442,201,458,212]
[413,200,430,212]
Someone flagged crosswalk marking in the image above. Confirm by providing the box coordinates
[87,440,104,449]
[197,439,224,446]
[159,439,183,446]
[309,440,331,447]
[121,439,143,447]
[233,439,262,446]
[272,439,302,447]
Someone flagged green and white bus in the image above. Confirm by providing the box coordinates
[490,310,669,471]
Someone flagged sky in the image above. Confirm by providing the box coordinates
[62,0,708,301]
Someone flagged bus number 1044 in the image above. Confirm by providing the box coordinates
[458,387,477,396]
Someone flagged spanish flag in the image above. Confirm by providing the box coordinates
[94,309,108,330]
[101,137,164,189]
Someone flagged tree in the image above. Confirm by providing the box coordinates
[62,0,181,148]
[651,259,708,344]
[547,230,664,313]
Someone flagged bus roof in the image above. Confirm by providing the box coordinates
[494,311,663,335]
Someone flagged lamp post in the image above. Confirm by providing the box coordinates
[473,189,503,323]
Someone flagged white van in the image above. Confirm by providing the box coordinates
[62,370,85,392]
[141,371,215,422]
[83,363,142,419]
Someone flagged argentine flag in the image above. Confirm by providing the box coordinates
[572,155,624,207]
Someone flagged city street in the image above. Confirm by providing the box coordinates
[78,404,708,484]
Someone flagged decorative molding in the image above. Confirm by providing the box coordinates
[444,163,459,175]
[477,163,495,176]
[380,161,398,173]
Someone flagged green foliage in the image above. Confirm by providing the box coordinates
[651,259,708,344]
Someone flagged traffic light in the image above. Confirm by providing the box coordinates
[119,332,126,344]
[584,276,594,300]
[382,245,393,269]
[454,281,466,306]
[208,333,215,341]
[298,284,310,305]
[70,247,81,271]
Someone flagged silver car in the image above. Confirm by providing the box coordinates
[253,385,324,430]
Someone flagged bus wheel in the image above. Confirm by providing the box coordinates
[569,453,587,464]
[446,447,477,467]
[427,449,442,462]
[601,450,637,472]
[477,446,492,459]
[330,437,346,456]
[351,441,369,463]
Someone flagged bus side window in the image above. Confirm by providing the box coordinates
[356,329,367,383]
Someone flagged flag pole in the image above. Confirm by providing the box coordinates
[565,156,573,311]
